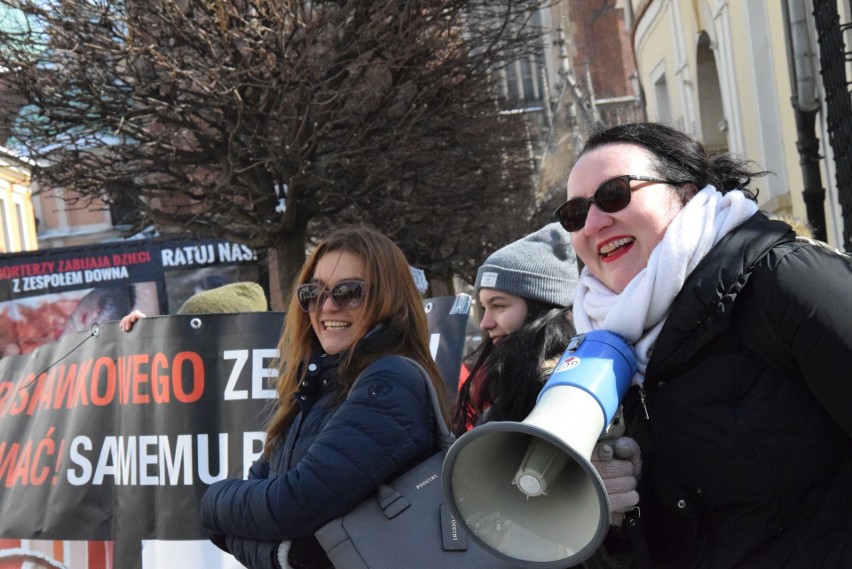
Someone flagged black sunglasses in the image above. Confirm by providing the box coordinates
[554,175,687,232]
[296,280,367,312]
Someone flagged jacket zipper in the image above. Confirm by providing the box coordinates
[283,412,304,471]
[638,384,650,420]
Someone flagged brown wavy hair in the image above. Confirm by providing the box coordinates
[264,225,449,456]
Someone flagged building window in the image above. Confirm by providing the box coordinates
[497,10,545,108]
[14,199,29,250]
[650,61,672,125]
[0,196,11,252]
[107,183,144,229]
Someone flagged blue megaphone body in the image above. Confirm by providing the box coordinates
[442,330,637,568]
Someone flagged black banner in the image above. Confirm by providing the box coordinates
[0,312,282,569]
[424,294,472,393]
[0,238,261,358]
[0,298,471,569]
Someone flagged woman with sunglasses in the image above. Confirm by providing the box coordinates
[201,225,449,569]
[557,122,852,568]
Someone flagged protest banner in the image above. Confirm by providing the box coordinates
[0,296,471,568]
[0,237,263,358]
[0,312,281,569]
[423,294,472,393]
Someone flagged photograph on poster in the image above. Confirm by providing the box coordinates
[0,539,112,569]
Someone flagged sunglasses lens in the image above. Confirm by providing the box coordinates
[331,281,365,310]
[297,285,319,312]
[298,280,366,312]
[556,176,635,231]
[557,201,588,232]
[595,178,632,212]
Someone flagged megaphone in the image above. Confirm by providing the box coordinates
[442,330,636,568]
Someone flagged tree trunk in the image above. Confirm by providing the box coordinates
[269,227,308,311]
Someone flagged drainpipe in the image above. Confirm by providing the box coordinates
[783,0,827,241]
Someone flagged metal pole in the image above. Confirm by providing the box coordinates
[783,0,827,241]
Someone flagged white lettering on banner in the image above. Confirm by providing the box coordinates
[430,333,440,360]
[18,271,85,292]
[217,242,257,263]
[223,350,249,400]
[161,242,257,267]
[223,349,279,401]
[252,349,278,399]
[160,245,217,267]
[197,433,228,484]
[83,266,130,283]
[66,433,233,486]
[67,436,93,485]
[160,434,194,485]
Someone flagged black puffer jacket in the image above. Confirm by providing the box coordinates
[200,346,437,569]
[623,213,852,568]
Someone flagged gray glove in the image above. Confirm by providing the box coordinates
[591,436,642,526]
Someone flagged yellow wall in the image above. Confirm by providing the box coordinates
[0,149,37,253]
[631,0,845,247]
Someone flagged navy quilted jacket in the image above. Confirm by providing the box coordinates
[200,348,437,569]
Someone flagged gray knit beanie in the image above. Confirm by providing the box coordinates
[474,222,578,307]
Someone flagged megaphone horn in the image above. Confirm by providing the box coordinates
[442,330,636,568]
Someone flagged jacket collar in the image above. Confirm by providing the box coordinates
[647,212,794,378]
[296,322,394,397]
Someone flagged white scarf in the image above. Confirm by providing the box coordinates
[573,186,758,385]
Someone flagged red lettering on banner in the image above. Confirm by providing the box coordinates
[117,356,131,404]
[0,441,18,485]
[152,353,170,404]
[0,352,206,416]
[0,381,13,413]
[26,368,57,415]
[52,367,72,405]
[71,359,94,407]
[54,362,82,408]
[0,261,55,279]
[131,354,150,404]
[111,251,151,266]
[4,377,30,416]
[91,357,116,406]
[30,426,55,485]
[0,442,19,487]
[0,427,64,488]
[10,440,32,486]
[53,360,92,409]
[173,352,204,403]
[57,256,111,272]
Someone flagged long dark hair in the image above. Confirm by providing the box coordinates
[581,122,769,203]
[452,299,576,434]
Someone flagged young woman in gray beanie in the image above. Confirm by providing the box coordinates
[453,222,580,431]
[453,222,643,569]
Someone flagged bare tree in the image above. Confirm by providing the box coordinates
[0,0,550,298]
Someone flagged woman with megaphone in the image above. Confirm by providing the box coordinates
[452,222,642,568]
[558,122,852,568]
